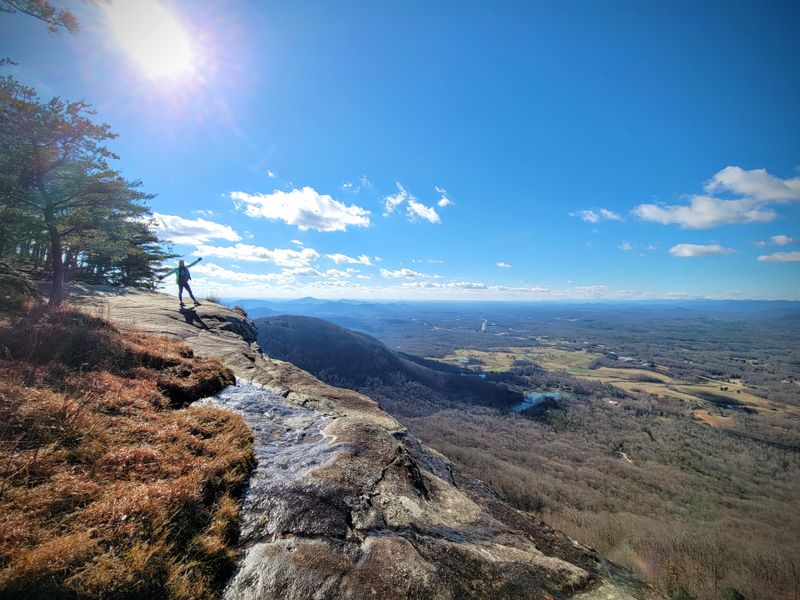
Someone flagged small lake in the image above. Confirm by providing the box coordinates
[511,390,573,413]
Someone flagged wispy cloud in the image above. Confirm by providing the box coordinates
[402,280,487,290]
[325,253,372,266]
[496,261,512,268]
[569,208,622,223]
[380,268,435,279]
[619,241,634,251]
[267,169,276,178]
[407,198,441,223]
[231,187,371,232]
[341,175,374,193]
[151,213,241,245]
[435,186,454,208]
[669,243,735,258]
[634,167,800,229]
[382,182,441,223]
[382,182,408,216]
[757,251,800,263]
[194,243,320,267]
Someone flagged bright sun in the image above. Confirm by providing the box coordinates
[104,0,194,79]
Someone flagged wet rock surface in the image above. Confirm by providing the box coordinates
[194,381,344,545]
[72,287,659,599]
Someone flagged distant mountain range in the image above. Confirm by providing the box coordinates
[236,297,800,319]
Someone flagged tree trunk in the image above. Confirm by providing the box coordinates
[48,224,63,306]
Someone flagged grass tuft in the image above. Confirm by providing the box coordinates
[0,306,254,599]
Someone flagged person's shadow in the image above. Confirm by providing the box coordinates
[179,306,209,330]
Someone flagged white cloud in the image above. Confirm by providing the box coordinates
[496,261,512,268]
[705,166,800,202]
[401,280,488,290]
[406,198,441,224]
[291,239,304,246]
[571,210,600,223]
[770,234,799,246]
[599,208,622,221]
[284,267,323,277]
[325,253,372,266]
[189,262,372,293]
[435,186,454,208]
[570,208,622,223]
[619,241,634,251]
[669,243,735,258]
[194,243,320,267]
[382,182,408,216]
[757,251,800,263]
[383,182,441,223]
[380,268,430,279]
[633,196,776,229]
[231,187,371,232]
[191,209,216,218]
[267,169,276,178]
[324,268,352,278]
[192,262,289,284]
[634,167,800,230]
[151,213,241,245]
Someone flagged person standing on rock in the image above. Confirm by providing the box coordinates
[160,258,202,307]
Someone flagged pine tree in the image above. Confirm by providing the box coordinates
[0,74,171,304]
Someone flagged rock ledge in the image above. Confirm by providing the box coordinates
[73,288,657,600]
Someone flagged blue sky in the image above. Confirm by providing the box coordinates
[3,0,799,299]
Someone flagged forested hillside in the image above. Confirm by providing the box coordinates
[255,315,523,416]
[255,313,800,600]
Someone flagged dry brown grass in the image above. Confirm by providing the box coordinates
[0,307,253,599]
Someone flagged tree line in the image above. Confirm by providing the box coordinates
[0,65,172,305]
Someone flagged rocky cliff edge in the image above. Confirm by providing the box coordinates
[73,287,656,600]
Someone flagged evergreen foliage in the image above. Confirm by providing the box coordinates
[0,70,173,304]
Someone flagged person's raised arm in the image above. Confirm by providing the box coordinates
[187,257,203,268]
[157,266,179,281]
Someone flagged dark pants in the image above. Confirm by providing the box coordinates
[178,280,197,304]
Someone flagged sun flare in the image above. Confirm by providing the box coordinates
[104,0,194,79]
